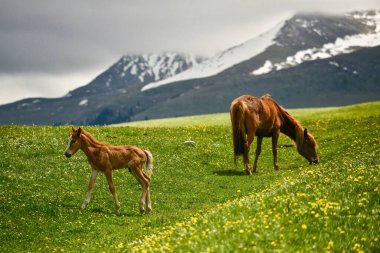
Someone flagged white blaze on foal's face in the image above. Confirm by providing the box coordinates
[64,128,82,158]
[64,136,72,156]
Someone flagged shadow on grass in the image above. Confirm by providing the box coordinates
[213,169,246,176]
[90,208,145,217]
[59,203,142,217]
[59,203,80,210]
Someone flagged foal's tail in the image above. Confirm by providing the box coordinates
[230,99,248,165]
[143,150,154,178]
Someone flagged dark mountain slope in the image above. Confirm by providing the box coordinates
[132,45,380,120]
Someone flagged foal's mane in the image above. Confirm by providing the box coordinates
[80,129,106,148]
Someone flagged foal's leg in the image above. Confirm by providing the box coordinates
[81,169,98,210]
[138,168,151,213]
[142,172,152,212]
[138,169,151,209]
[272,131,280,170]
[244,132,255,175]
[131,166,150,213]
[104,170,121,215]
[252,136,263,173]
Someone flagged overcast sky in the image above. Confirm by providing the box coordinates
[0,0,379,105]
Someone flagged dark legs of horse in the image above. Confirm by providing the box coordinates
[252,136,263,173]
[272,131,280,170]
[246,132,278,173]
[244,132,255,175]
[81,169,98,210]
[104,170,121,215]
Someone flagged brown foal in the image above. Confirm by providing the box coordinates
[64,127,153,215]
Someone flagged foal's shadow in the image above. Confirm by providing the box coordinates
[60,203,142,217]
[213,169,246,176]
[90,208,113,215]
[90,208,143,217]
[59,203,79,210]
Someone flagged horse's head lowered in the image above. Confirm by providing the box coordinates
[64,127,82,158]
[298,128,319,164]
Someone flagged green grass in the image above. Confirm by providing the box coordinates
[0,101,379,252]
[115,101,380,128]
[113,112,230,128]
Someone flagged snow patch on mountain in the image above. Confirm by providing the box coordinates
[252,10,380,76]
[78,99,88,106]
[105,76,112,87]
[329,61,340,67]
[141,21,285,91]
[252,60,275,75]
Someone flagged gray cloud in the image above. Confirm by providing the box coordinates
[2,0,379,74]
[0,0,379,104]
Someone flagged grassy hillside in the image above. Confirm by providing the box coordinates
[0,101,379,252]
[115,108,333,128]
[116,101,379,128]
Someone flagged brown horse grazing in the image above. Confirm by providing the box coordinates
[64,127,153,215]
[230,95,318,175]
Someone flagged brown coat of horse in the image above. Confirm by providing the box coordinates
[64,127,153,215]
[230,95,318,175]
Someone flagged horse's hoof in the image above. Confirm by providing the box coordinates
[140,209,145,214]
[245,169,252,176]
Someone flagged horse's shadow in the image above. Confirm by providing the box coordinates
[213,166,298,176]
[213,169,246,176]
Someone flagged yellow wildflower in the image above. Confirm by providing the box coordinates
[352,243,361,250]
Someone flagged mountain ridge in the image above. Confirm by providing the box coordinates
[0,10,379,125]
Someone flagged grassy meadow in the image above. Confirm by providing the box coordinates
[0,101,379,252]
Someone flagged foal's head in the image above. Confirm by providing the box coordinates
[298,128,319,164]
[64,127,82,158]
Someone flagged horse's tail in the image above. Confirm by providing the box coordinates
[143,149,153,178]
[230,99,248,165]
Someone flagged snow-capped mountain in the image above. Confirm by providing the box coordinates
[141,21,285,91]
[142,10,379,90]
[252,10,380,75]
[115,53,204,83]
[0,10,379,125]
[68,52,203,97]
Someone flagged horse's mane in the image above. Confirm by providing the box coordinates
[272,100,305,149]
[80,129,106,148]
